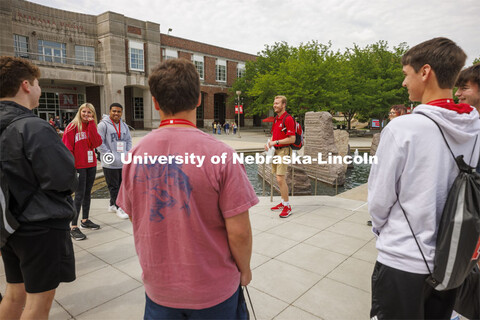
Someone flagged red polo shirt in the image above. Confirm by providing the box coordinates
[272,112,295,147]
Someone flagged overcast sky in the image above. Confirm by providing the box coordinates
[29,0,479,65]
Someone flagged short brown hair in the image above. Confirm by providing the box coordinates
[456,63,480,88]
[391,104,407,116]
[401,37,466,89]
[148,58,200,115]
[0,56,40,98]
[275,95,287,106]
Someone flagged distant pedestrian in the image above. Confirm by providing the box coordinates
[97,103,132,219]
[213,121,216,134]
[217,123,221,135]
[388,104,408,121]
[233,122,237,134]
[62,103,103,241]
[224,121,230,134]
[54,115,61,128]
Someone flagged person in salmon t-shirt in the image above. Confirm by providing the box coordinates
[117,58,258,319]
[62,103,103,241]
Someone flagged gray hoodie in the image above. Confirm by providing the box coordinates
[368,104,480,274]
[97,114,132,169]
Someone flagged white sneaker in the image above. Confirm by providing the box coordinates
[116,207,129,219]
[108,205,117,213]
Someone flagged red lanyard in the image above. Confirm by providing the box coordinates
[78,123,92,150]
[110,118,121,139]
[427,99,473,114]
[159,119,196,128]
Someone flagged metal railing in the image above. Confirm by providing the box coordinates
[15,51,105,69]
[259,151,340,201]
[127,124,137,137]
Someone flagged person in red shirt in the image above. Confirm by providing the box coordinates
[264,95,296,218]
[62,103,102,240]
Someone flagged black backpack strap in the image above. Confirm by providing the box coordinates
[281,113,294,128]
[399,113,479,277]
[397,200,432,276]
[420,113,479,167]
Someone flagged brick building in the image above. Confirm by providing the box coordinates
[0,0,257,129]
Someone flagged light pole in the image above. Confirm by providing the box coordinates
[236,90,241,138]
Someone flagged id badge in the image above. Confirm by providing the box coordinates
[116,141,125,153]
[87,150,94,163]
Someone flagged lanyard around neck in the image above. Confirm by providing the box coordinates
[159,119,196,128]
[110,118,121,139]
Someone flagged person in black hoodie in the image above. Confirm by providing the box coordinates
[0,56,77,319]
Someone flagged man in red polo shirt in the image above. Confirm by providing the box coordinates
[265,95,296,218]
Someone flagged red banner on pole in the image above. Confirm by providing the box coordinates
[235,105,239,114]
[239,105,243,114]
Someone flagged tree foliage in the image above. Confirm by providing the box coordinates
[232,40,410,129]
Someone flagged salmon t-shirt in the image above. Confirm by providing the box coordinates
[117,127,259,309]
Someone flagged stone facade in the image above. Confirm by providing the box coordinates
[1,0,256,129]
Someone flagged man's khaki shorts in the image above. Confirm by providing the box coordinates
[271,147,291,176]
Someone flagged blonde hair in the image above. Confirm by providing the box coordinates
[67,103,98,133]
[275,95,287,106]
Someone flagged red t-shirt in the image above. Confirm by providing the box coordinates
[62,120,102,169]
[272,112,295,147]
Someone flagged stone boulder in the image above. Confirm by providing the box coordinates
[370,133,381,156]
[301,111,346,185]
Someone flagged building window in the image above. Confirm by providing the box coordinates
[38,40,66,63]
[39,92,59,110]
[134,97,144,120]
[129,41,144,71]
[14,35,29,58]
[78,94,85,106]
[237,63,245,78]
[75,46,95,66]
[197,92,205,120]
[216,59,226,82]
[193,55,204,79]
[162,48,178,61]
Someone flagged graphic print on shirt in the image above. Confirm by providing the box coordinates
[75,131,88,143]
[109,132,121,143]
[133,159,193,222]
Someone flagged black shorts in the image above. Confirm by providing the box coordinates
[1,227,76,293]
[371,261,457,319]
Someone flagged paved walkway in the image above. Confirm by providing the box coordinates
[0,130,376,320]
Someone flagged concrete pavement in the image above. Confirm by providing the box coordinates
[0,129,376,319]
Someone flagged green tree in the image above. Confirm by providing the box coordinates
[338,41,408,129]
[232,40,410,129]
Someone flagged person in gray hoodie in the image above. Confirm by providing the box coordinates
[97,103,132,219]
[368,38,480,319]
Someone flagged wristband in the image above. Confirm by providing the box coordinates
[276,140,280,145]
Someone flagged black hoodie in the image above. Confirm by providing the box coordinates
[0,101,77,230]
